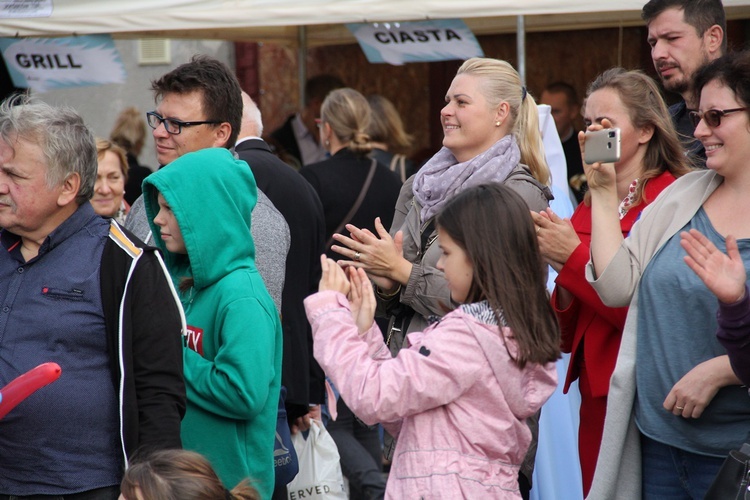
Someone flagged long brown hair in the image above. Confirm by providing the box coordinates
[583,68,693,206]
[120,449,259,500]
[436,183,560,368]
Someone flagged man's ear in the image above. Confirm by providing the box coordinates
[705,24,724,57]
[57,172,81,206]
[213,122,233,148]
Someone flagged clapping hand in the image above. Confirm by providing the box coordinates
[332,218,404,275]
[318,255,350,296]
[347,266,376,334]
[531,208,580,272]
[681,229,747,304]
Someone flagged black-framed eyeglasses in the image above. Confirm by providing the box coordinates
[688,107,748,128]
[146,111,222,135]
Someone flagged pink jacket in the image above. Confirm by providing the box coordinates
[305,291,557,499]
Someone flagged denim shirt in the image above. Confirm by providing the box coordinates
[0,203,121,495]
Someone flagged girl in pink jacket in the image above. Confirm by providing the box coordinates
[305,183,560,499]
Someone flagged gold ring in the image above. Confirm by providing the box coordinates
[354,251,361,261]
[675,406,684,411]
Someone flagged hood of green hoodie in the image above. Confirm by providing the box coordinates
[143,148,257,291]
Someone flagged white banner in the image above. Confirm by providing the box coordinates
[0,0,52,18]
[0,34,126,92]
[347,19,483,66]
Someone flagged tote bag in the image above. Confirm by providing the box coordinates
[287,419,347,499]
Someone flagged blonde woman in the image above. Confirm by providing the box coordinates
[92,138,130,224]
[110,107,152,204]
[300,87,402,500]
[332,57,553,496]
[367,94,416,183]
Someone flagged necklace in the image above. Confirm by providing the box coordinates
[618,178,639,220]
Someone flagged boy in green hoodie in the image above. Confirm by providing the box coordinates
[143,147,282,498]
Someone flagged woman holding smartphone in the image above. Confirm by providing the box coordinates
[530,68,691,495]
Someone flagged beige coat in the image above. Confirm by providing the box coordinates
[585,169,722,499]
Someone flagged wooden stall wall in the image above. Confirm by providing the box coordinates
[245,20,747,165]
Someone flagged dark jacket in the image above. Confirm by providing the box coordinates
[301,148,402,259]
[269,115,303,169]
[123,153,153,206]
[716,285,750,386]
[100,220,186,459]
[235,138,327,419]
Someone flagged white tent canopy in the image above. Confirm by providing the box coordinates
[2,0,750,45]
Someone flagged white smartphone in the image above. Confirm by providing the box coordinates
[584,128,621,164]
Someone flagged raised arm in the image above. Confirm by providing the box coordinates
[581,121,626,278]
[680,229,747,304]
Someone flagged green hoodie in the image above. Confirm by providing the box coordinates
[143,148,282,498]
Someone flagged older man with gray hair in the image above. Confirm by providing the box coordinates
[0,96,185,499]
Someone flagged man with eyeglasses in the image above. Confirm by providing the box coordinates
[125,55,290,313]
[124,55,289,494]
[642,0,726,166]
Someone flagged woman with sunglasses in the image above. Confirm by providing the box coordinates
[531,68,691,497]
[584,52,750,499]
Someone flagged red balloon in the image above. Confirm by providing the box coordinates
[0,362,62,420]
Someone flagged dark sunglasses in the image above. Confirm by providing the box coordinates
[146,111,222,135]
[688,107,748,128]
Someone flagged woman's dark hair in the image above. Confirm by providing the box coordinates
[120,449,259,500]
[436,183,560,368]
[150,55,243,149]
[693,50,750,115]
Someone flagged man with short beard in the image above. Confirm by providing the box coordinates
[643,0,726,166]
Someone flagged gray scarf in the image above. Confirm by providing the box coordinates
[412,135,520,221]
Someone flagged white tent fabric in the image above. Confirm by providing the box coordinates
[2,0,750,44]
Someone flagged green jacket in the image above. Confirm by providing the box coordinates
[143,148,282,498]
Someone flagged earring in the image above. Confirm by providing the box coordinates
[325,139,330,147]
[495,121,502,127]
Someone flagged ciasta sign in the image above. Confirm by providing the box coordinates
[0,35,126,92]
[347,19,484,65]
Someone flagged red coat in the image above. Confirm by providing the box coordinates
[553,170,677,397]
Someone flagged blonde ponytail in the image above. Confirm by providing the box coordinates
[514,93,550,185]
[320,88,374,155]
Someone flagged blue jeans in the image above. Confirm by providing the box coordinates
[641,433,724,499]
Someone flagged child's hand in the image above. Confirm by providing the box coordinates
[348,266,376,334]
[318,255,350,296]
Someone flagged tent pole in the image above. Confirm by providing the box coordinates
[298,25,307,111]
[516,15,526,85]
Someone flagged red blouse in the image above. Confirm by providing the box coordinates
[552,170,678,397]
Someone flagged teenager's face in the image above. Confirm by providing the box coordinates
[153,192,186,254]
[436,228,473,304]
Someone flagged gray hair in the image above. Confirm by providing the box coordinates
[241,92,264,137]
[0,95,97,204]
